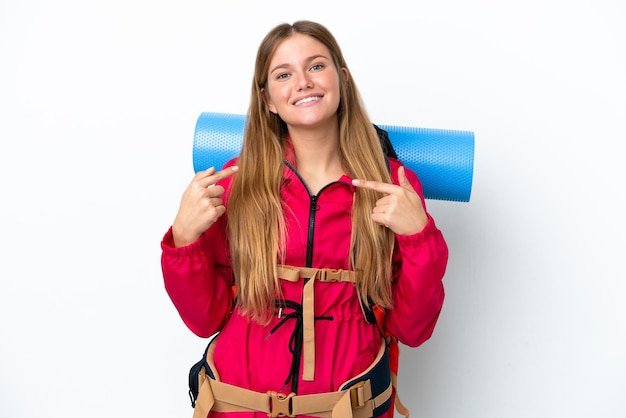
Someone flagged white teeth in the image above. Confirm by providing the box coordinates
[295,96,321,105]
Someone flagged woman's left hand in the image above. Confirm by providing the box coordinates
[352,166,428,235]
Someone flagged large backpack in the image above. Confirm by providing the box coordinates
[187,126,410,417]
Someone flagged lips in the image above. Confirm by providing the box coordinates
[293,96,322,106]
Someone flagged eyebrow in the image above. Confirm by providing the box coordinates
[269,54,330,74]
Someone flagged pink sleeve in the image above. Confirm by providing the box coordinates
[384,161,449,347]
[160,221,233,338]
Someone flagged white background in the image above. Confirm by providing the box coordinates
[1,1,625,417]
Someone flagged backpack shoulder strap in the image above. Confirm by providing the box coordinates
[374,124,398,159]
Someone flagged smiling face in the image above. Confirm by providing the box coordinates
[263,33,347,132]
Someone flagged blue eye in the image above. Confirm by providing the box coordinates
[310,64,324,71]
[276,73,290,80]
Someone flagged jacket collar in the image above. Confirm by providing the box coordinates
[282,134,354,186]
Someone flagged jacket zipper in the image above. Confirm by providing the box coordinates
[306,195,318,267]
[284,160,350,268]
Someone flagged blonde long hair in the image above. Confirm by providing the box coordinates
[228,20,395,323]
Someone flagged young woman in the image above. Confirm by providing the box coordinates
[161,20,448,418]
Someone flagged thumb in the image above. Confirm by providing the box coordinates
[398,166,412,189]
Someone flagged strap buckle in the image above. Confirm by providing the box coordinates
[267,391,295,417]
[349,381,367,409]
[317,268,342,282]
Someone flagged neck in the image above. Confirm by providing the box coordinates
[288,123,344,194]
[289,119,340,165]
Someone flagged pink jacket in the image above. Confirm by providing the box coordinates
[161,156,448,417]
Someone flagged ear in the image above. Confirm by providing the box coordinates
[261,87,278,114]
[341,67,349,82]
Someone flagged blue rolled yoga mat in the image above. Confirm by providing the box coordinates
[193,112,474,202]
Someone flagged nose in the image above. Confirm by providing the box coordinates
[295,71,313,91]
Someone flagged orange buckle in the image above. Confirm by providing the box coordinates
[349,381,366,409]
[267,391,295,417]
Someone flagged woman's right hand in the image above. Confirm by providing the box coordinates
[171,166,239,247]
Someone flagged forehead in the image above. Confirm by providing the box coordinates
[269,33,331,66]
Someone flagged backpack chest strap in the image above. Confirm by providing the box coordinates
[277,265,356,283]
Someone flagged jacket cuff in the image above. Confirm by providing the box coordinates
[396,214,439,245]
[161,227,210,257]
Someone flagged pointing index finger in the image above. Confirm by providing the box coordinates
[198,165,239,187]
[352,178,396,194]
[213,165,239,182]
